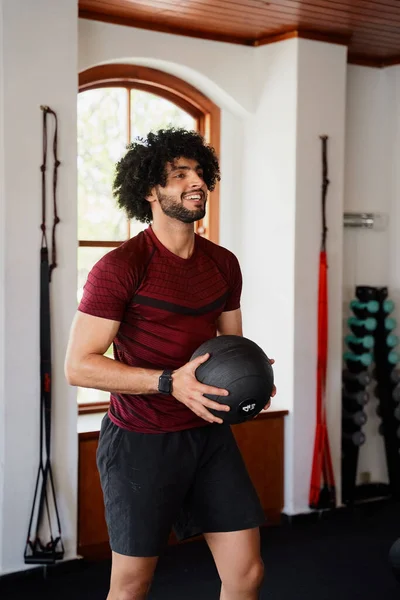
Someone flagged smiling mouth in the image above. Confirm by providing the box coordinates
[183,192,204,203]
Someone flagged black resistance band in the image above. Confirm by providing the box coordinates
[24,105,64,565]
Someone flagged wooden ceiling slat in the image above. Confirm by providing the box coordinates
[83,0,400,29]
[79,9,255,44]
[279,0,400,18]
[80,0,275,29]
[268,2,400,29]
[79,0,400,65]
[99,0,400,22]
[349,36,399,52]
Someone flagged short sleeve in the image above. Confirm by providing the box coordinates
[78,250,136,322]
[224,253,243,312]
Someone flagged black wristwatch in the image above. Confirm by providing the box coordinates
[158,369,173,394]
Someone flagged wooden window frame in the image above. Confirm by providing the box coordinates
[78,64,221,414]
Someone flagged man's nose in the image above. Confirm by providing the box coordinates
[188,171,204,187]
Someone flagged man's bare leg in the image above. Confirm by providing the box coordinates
[204,528,264,600]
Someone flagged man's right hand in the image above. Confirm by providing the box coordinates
[171,353,230,424]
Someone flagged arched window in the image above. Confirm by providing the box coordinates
[78,65,221,411]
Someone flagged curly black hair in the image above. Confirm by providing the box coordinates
[112,128,220,223]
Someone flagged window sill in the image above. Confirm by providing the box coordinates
[78,402,109,415]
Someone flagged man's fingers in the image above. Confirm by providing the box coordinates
[191,404,224,424]
[199,383,229,398]
[200,397,230,412]
[191,352,210,367]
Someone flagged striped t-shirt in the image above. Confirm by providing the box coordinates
[78,226,242,433]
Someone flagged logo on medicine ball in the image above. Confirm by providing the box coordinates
[238,400,257,416]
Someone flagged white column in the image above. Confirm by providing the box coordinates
[242,38,347,514]
[293,40,347,512]
[0,0,78,574]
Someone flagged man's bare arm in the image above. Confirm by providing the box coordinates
[217,308,243,336]
[64,312,162,394]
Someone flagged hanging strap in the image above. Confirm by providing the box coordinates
[40,105,60,281]
[320,135,329,253]
[24,106,64,565]
[309,135,336,509]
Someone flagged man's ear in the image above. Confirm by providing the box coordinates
[146,187,157,204]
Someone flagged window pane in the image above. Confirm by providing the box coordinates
[130,90,196,140]
[77,387,110,405]
[77,246,113,303]
[130,219,147,238]
[78,88,129,241]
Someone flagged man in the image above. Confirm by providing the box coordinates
[65,128,275,600]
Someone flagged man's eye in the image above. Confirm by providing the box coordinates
[175,173,185,178]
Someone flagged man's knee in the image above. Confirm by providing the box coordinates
[107,553,157,600]
[222,558,264,593]
[108,577,153,600]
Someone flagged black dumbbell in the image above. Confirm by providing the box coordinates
[342,431,366,446]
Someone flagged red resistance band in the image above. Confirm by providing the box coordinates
[309,136,336,510]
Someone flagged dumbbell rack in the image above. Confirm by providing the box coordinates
[342,286,400,505]
[368,286,400,499]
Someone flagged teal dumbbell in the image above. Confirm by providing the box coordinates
[345,335,375,352]
[393,384,400,402]
[389,351,400,365]
[383,299,395,314]
[385,317,397,331]
[343,352,372,373]
[350,300,379,319]
[387,334,399,348]
[348,317,377,338]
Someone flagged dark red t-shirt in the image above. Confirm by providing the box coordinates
[78,226,242,433]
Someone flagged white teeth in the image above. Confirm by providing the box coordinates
[186,194,201,200]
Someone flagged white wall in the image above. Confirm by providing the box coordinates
[78,19,255,116]
[343,65,400,485]
[0,0,78,575]
[218,110,245,257]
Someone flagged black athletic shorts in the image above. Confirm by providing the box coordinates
[96,414,266,557]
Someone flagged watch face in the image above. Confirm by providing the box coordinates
[159,372,172,394]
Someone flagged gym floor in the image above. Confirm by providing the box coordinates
[1,500,399,600]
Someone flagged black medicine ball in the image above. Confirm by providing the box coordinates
[191,335,274,425]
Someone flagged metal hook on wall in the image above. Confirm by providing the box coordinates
[344,212,388,231]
